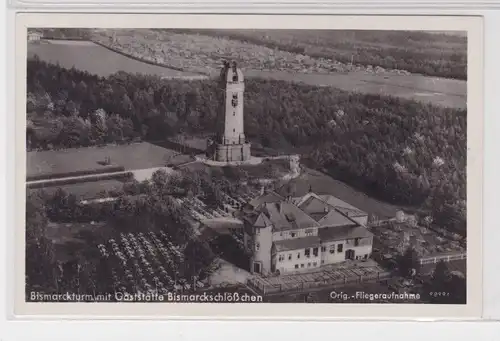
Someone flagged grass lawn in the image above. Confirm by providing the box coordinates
[27,142,184,179]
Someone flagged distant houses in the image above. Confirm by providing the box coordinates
[28,31,43,42]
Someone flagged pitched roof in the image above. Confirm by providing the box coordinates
[257,201,320,232]
[274,235,321,252]
[298,195,360,227]
[318,225,373,242]
[248,191,284,208]
[317,209,357,227]
[319,195,367,217]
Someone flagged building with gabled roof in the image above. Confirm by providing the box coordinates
[242,190,373,275]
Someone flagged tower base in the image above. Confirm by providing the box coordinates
[215,143,251,162]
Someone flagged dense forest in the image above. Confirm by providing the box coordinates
[26,58,466,237]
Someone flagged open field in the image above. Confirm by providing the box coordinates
[28,39,466,109]
[247,69,465,108]
[28,40,196,78]
[27,142,185,179]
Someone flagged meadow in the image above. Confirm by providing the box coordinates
[28,40,466,109]
[27,142,181,179]
[28,40,197,78]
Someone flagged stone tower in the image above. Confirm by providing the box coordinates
[214,61,251,162]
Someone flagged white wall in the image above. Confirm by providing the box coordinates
[252,225,273,275]
[223,69,245,145]
[321,237,373,265]
[273,246,322,274]
[272,227,318,242]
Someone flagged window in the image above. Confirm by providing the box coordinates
[355,238,360,247]
[313,247,319,257]
[280,232,283,237]
[305,248,310,257]
[256,242,260,251]
[305,229,313,236]
[290,232,296,238]
[278,254,284,262]
[337,244,343,253]
[301,264,304,268]
[288,254,292,261]
[297,252,301,259]
[313,262,317,266]
[363,254,368,260]
[321,246,326,252]
[321,260,325,264]
[307,263,311,267]
[329,245,335,254]
[233,128,235,132]
[295,264,299,269]
[231,95,238,107]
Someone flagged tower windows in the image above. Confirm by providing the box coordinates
[231,94,238,108]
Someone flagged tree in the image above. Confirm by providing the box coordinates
[423,261,466,304]
[25,190,58,295]
[396,247,420,278]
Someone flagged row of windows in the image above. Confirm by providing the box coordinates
[320,244,344,254]
[279,228,315,239]
[294,262,318,269]
[277,244,343,263]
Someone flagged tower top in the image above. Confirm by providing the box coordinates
[219,60,244,85]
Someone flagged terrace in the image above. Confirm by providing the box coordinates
[248,259,390,295]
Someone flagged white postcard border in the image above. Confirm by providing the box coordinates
[13,13,484,319]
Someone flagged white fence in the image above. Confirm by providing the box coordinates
[419,252,466,265]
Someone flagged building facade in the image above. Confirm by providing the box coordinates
[212,61,251,162]
[243,191,373,275]
[28,31,43,42]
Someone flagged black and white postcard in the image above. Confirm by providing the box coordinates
[15,13,483,319]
